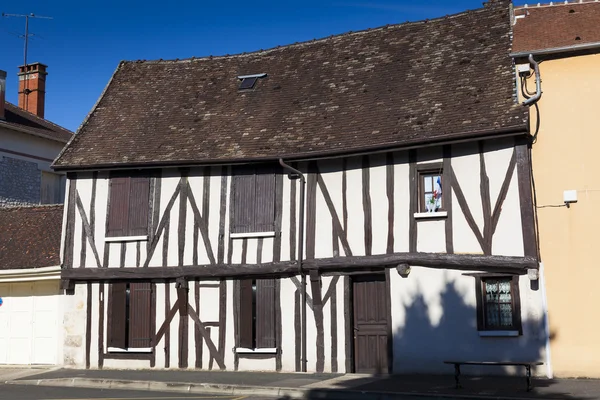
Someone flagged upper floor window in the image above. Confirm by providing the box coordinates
[417,164,443,213]
[107,173,150,237]
[231,165,277,234]
[475,275,522,334]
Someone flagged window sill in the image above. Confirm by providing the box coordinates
[234,347,278,354]
[107,347,153,353]
[105,235,149,243]
[478,330,520,337]
[414,211,448,219]
[230,231,276,239]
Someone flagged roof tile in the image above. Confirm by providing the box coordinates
[0,205,63,269]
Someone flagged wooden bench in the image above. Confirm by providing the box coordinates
[443,361,544,392]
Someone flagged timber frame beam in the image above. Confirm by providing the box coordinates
[61,252,536,282]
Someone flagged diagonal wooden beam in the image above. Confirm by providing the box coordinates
[188,304,225,370]
[187,182,216,265]
[75,192,102,268]
[492,148,517,235]
[290,276,313,310]
[152,298,179,347]
[479,143,493,255]
[143,181,181,267]
[322,276,340,305]
[315,172,353,257]
[450,166,486,253]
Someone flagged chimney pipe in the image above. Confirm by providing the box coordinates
[18,62,47,118]
[0,70,6,120]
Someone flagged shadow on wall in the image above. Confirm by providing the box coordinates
[293,279,574,400]
[392,277,551,376]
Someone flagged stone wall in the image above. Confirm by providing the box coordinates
[0,156,41,206]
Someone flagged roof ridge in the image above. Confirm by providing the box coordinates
[516,0,600,9]
[125,7,487,65]
[5,101,74,135]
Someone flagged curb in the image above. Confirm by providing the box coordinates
[6,377,564,400]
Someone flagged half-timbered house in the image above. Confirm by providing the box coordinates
[52,0,548,375]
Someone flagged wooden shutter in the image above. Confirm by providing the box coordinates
[239,279,254,348]
[474,277,485,331]
[108,283,128,348]
[254,171,276,232]
[255,279,276,348]
[128,282,153,348]
[107,177,130,237]
[232,173,256,233]
[128,176,150,236]
[511,276,523,334]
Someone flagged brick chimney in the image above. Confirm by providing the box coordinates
[18,62,47,119]
[0,70,6,120]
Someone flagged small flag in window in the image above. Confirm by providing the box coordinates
[436,176,442,192]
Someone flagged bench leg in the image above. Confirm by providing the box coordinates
[454,364,462,389]
[526,365,532,392]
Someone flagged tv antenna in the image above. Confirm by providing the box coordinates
[2,13,53,71]
[2,12,53,111]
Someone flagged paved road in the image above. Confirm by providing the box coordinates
[0,385,277,400]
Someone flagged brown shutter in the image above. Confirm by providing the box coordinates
[232,173,256,233]
[107,177,130,237]
[128,282,153,348]
[254,171,276,232]
[255,279,276,348]
[108,283,128,348]
[474,277,485,331]
[128,176,150,236]
[511,276,523,334]
[239,279,254,348]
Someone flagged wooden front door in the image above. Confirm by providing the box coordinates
[352,274,390,374]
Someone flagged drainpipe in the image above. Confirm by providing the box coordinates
[522,54,542,106]
[279,158,307,373]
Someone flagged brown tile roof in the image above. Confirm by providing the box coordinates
[53,0,527,170]
[1,102,73,143]
[513,1,600,53]
[0,205,63,270]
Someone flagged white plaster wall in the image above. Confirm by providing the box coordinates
[390,267,546,376]
[0,127,65,168]
[451,142,484,254]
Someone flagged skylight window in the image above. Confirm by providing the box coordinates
[238,73,267,90]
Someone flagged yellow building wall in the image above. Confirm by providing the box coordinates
[526,53,600,377]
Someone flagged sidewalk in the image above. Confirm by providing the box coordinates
[5,368,600,400]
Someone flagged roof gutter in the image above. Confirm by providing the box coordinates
[510,41,600,58]
[0,265,61,283]
[278,158,307,373]
[52,125,529,172]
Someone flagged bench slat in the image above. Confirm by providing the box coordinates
[444,361,544,366]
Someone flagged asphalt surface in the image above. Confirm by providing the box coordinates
[0,385,276,400]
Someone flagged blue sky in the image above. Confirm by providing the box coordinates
[1,0,528,132]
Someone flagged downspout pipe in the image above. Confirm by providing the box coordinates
[279,158,307,373]
[522,54,542,106]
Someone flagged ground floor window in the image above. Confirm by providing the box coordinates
[475,275,522,334]
[108,282,153,351]
[238,279,276,349]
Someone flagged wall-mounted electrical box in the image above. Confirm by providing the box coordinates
[563,190,578,204]
[517,64,531,76]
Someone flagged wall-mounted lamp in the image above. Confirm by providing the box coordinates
[396,263,411,278]
[528,268,539,281]
[563,190,578,208]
